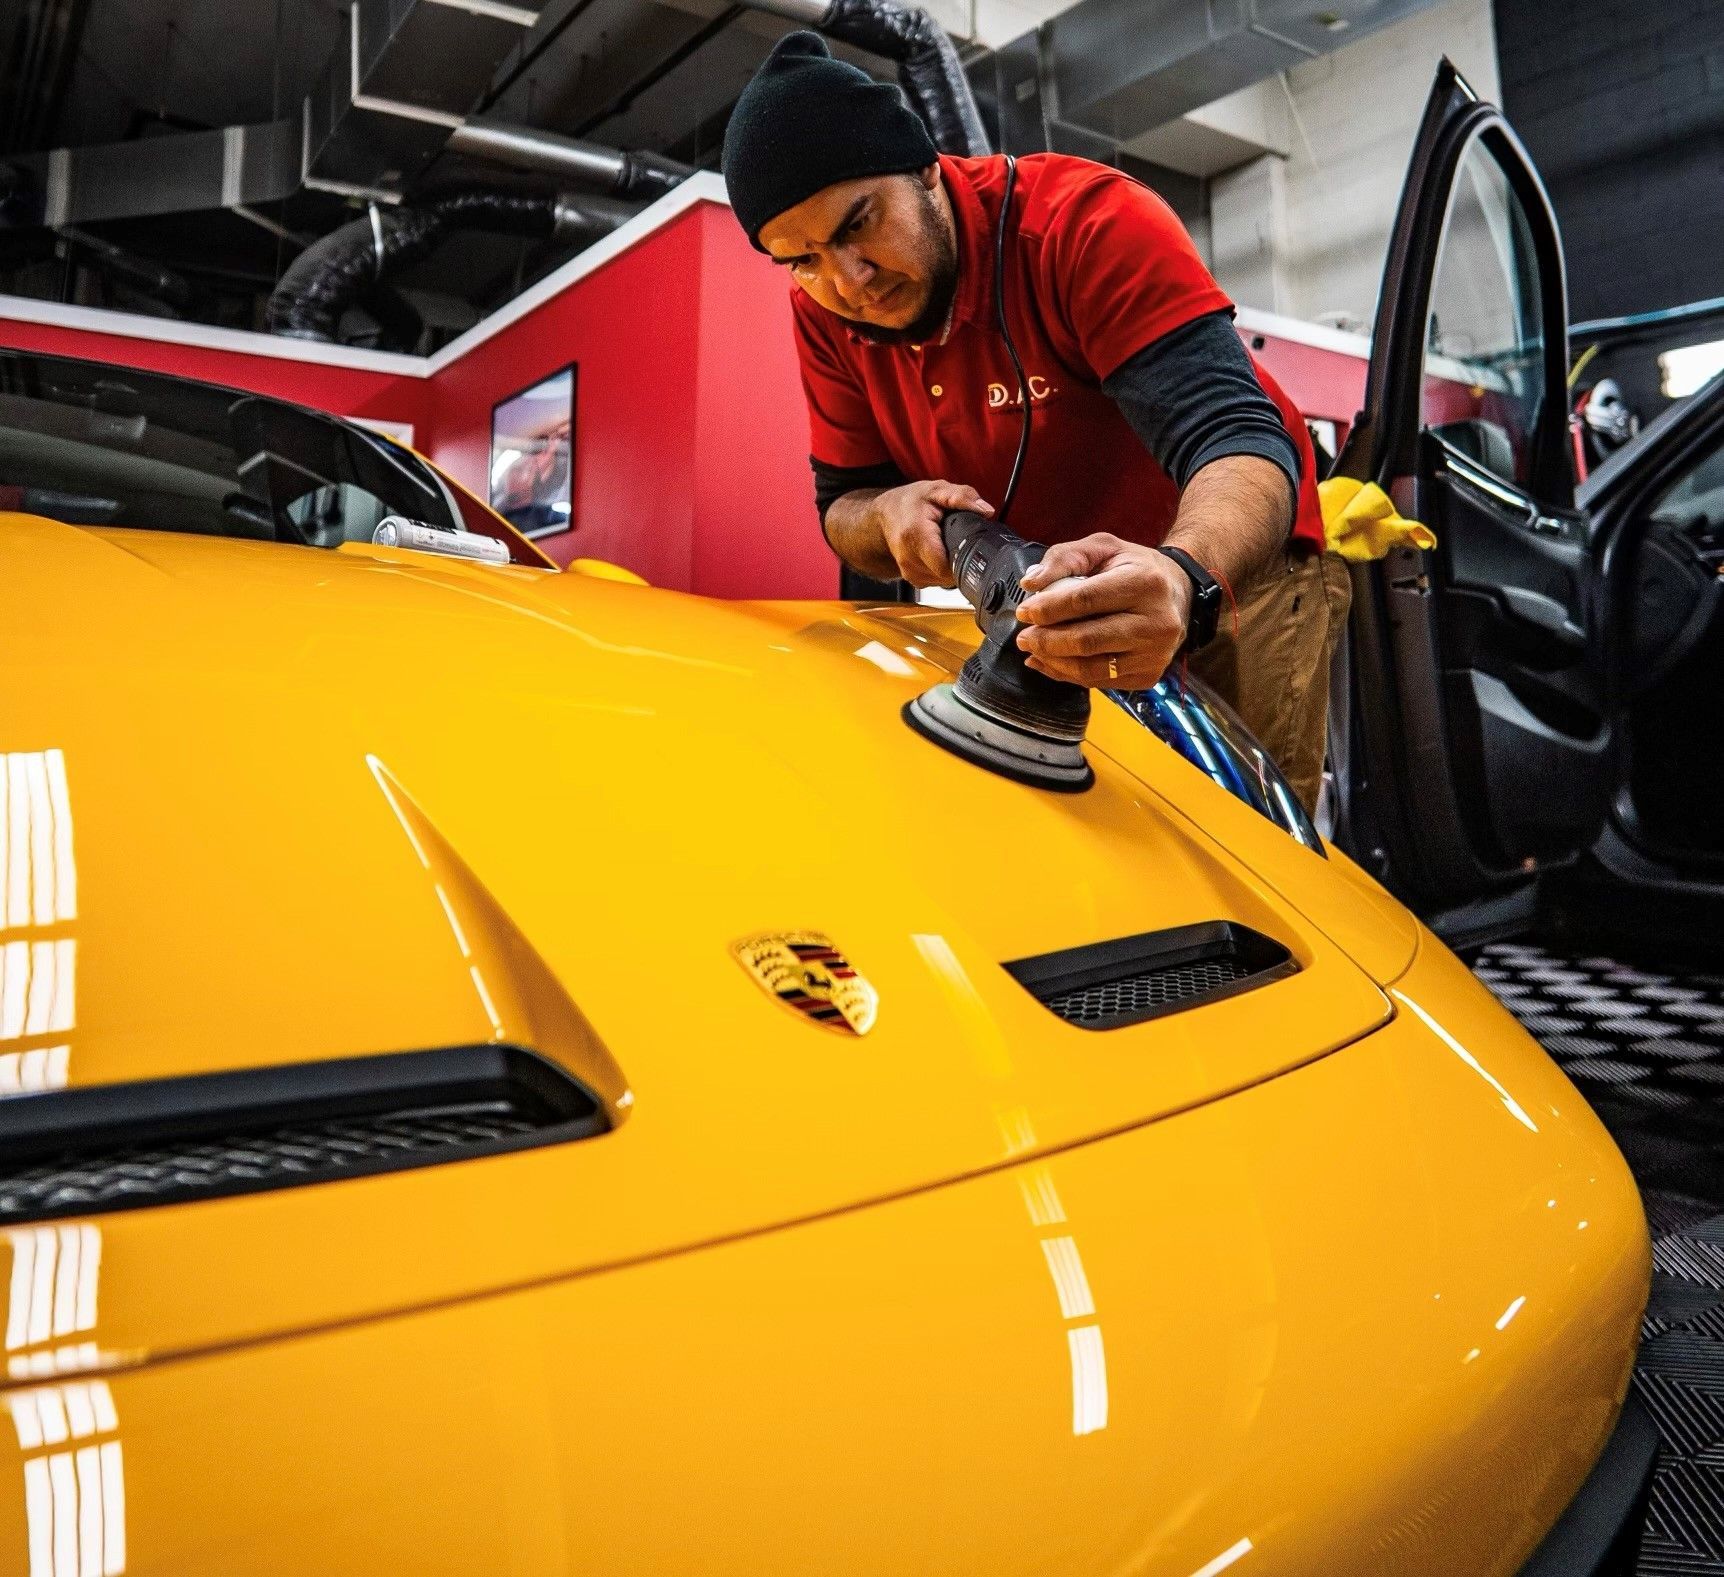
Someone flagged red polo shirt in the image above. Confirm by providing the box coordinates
[792,153,1326,554]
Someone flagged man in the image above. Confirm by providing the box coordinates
[721,32,1350,810]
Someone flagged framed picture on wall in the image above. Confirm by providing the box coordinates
[490,364,576,538]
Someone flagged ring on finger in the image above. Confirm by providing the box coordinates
[1106,656,1120,682]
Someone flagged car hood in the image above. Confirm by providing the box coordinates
[1,518,1408,1366]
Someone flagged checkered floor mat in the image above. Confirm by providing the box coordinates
[1474,941,1724,1574]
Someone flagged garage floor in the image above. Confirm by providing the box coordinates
[1473,942,1724,1575]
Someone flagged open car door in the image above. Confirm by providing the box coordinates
[1333,59,1610,918]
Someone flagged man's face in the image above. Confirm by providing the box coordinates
[758,165,956,342]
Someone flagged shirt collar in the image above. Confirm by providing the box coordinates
[940,153,997,338]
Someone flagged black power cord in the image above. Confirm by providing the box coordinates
[995,153,1032,523]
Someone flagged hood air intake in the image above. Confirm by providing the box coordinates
[1005,922,1296,1030]
[0,1045,607,1224]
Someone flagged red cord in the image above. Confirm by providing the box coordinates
[1203,559,1241,642]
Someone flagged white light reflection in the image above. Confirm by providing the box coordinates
[1394,991,1539,1133]
[6,1228,101,1357]
[432,885,470,958]
[0,753,78,1105]
[1041,1236,1097,1321]
[1191,1537,1254,1577]
[0,941,77,1041]
[5,1230,121,1574]
[995,1105,1037,1157]
[1021,1166,1109,1438]
[1018,1166,1066,1228]
[852,640,916,678]
[0,1047,70,1096]
[911,934,1012,1081]
[369,758,507,1040]
[1495,1296,1526,1332]
[0,752,77,930]
[468,966,505,1040]
[4,1228,102,1386]
[8,1381,124,1576]
[1067,1325,1108,1436]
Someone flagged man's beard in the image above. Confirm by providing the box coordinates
[847,187,958,346]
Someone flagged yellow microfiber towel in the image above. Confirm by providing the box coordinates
[1318,476,1438,562]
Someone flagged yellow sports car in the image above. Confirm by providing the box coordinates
[0,336,1653,1576]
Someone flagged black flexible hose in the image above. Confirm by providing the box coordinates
[819,0,989,156]
[613,149,692,200]
[265,188,568,343]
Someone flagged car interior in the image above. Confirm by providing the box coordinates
[1624,437,1724,858]
[0,352,468,550]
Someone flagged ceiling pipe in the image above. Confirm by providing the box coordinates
[1042,0,1442,144]
[2,118,300,228]
[445,120,689,199]
[0,106,681,230]
[265,186,633,345]
[301,0,548,201]
[746,0,989,157]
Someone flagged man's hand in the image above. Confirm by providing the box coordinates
[871,479,995,587]
[826,479,993,588]
[1015,533,1193,689]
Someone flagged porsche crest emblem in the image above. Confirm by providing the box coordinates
[732,932,878,1036]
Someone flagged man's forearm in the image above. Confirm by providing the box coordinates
[1162,454,1294,594]
[823,488,896,580]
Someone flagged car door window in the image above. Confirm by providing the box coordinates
[1648,443,1724,543]
[1421,136,1549,492]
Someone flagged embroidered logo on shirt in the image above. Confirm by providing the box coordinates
[987,375,1059,408]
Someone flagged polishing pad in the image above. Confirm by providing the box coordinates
[904,682,1093,792]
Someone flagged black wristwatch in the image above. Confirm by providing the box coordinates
[1155,544,1223,652]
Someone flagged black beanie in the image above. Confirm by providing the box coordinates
[722,31,938,250]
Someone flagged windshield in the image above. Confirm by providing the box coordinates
[0,350,539,564]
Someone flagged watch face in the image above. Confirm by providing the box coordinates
[1190,585,1222,648]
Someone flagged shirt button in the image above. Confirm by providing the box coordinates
[931,384,943,397]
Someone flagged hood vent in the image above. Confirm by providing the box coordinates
[0,1045,607,1224]
[1005,921,1296,1030]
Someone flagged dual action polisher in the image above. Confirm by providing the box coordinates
[903,508,1095,792]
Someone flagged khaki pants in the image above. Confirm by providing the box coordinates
[1185,550,1352,815]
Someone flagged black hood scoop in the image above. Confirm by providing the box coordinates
[0,1045,607,1224]
[1005,922,1297,1031]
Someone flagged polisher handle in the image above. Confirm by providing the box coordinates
[940,509,1049,627]
[939,508,991,567]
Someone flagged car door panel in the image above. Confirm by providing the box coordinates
[1333,61,1609,910]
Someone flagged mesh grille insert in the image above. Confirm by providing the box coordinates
[1006,923,1295,1031]
[0,1045,607,1224]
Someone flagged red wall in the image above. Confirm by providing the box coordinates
[1242,324,1367,426]
[422,203,830,597]
[689,206,829,600]
[425,207,706,589]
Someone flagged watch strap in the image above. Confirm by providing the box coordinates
[1155,544,1223,651]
